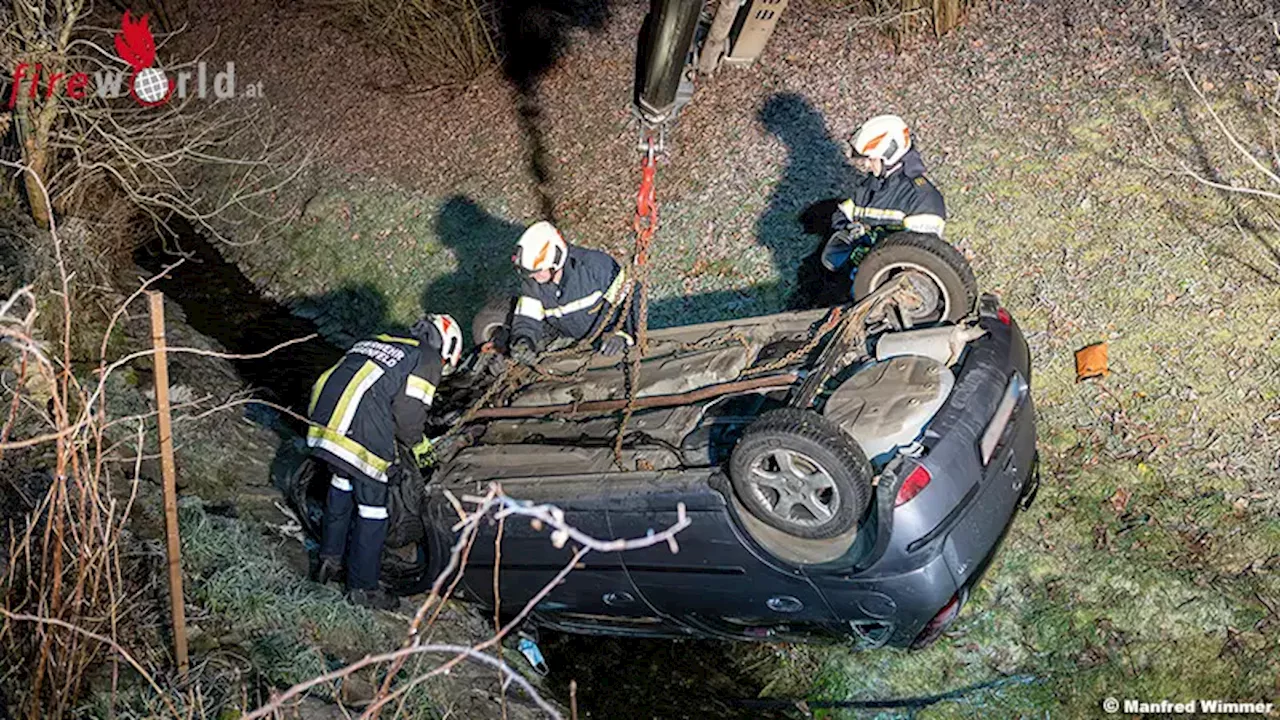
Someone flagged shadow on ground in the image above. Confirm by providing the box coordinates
[135,223,352,413]
[647,93,855,326]
[496,0,613,221]
[543,634,792,720]
[423,195,524,337]
[1144,91,1280,289]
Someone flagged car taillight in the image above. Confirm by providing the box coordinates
[980,371,1028,465]
[910,591,963,649]
[996,307,1011,325]
[895,465,932,506]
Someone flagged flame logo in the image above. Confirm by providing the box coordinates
[114,10,171,107]
[114,11,157,71]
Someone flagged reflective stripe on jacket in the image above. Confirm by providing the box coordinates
[836,148,947,237]
[306,333,441,484]
[510,245,638,347]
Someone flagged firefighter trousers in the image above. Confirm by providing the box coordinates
[319,465,389,591]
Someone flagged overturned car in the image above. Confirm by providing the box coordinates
[290,233,1038,649]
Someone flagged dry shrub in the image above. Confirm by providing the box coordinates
[844,0,976,46]
[0,284,152,719]
[329,0,500,90]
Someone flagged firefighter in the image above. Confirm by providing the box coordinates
[507,221,639,365]
[307,314,463,610]
[822,114,948,272]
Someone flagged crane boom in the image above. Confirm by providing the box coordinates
[633,0,704,126]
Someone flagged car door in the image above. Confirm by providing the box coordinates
[606,470,838,639]
[439,473,669,632]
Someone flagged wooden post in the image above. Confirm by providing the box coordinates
[697,0,742,77]
[147,291,189,676]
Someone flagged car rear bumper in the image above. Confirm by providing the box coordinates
[814,307,1038,648]
[939,396,1037,591]
[827,399,1037,648]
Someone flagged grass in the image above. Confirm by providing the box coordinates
[178,499,391,702]
[223,170,526,345]
[77,499,453,716]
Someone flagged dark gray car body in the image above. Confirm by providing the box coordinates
[412,293,1037,649]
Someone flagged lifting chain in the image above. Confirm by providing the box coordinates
[612,138,660,467]
[741,306,845,376]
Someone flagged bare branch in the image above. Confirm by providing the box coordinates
[0,609,177,717]
[1166,25,1280,190]
[248,486,691,720]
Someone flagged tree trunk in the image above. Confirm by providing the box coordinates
[21,142,52,229]
[17,92,61,229]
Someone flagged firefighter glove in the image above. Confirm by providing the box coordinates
[510,337,538,366]
[412,435,435,467]
[821,229,861,271]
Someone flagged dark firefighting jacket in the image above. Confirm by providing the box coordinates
[510,245,638,348]
[306,333,441,484]
[835,148,947,237]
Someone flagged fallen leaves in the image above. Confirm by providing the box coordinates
[1109,486,1132,513]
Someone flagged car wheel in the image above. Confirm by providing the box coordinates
[853,232,977,324]
[285,454,326,541]
[471,295,513,348]
[729,408,872,540]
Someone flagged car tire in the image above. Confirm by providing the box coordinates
[471,295,513,348]
[729,408,872,540]
[285,454,326,541]
[853,232,977,324]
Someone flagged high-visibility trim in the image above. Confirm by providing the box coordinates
[838,199,856,221]
[855,205,907,223]
[516,296,546,320]
[860,131,888,153]
[405,375,436,405]
[903,213,946,236]
[604,270,629,305]
[309,363,338,416]
[532,240,551,269]
[357,504,389,520]
[546,291,602,318]
[330,475,353,492]
[376,334,419,346]
[332,361,384,436]
[306,426,390,482]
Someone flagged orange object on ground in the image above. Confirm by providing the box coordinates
[1075,342,1109,381]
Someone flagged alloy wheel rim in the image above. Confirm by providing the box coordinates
[747,448,840,528]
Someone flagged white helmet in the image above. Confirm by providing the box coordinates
[850,114,912,168]
[422,313,463,371]
[513,221,568,274]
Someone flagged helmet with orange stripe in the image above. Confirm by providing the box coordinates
[412,313,463,372]
[513,221,568,277]
[849,115,911,176]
